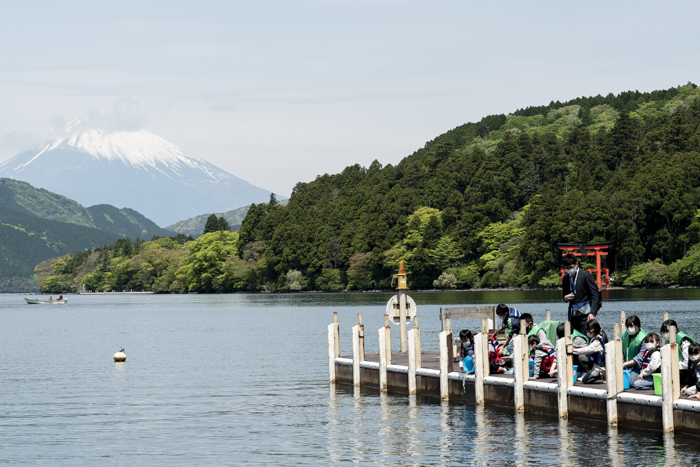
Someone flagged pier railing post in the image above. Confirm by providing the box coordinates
[613,324,624,394]
[474,332,485,405]
[545,308,551,321]
[620,311,625,327]
[661,325,680,432]
[605,340,619,426]
[358,313,365,362]
[333,312,340,359]
[439,330,453,400]
[328,323,336,383]
[378,327,388,393]
[408,329,416,395]
[564,322,574,388]
[352,325,361,387]
[384,315,392,366]
[513,334,526,413]
[480,318,490,376]
[414,316,421,369]
[556,337,568,418]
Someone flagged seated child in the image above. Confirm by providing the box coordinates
[682,343,700,397]
[495,303,521,357]
[621,315,647,381]
[522,313,546,342]
[488,332,511,374]
[528,335,557,380]
[661,319,696,386]
[573,319,608,383]
[556,322,588,373]
[459,329,475,359]
[633,333,661,390]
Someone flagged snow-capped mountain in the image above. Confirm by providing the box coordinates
[0,128,277,226]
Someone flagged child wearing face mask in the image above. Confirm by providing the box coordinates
[633,333,662,390]
[528,335,557,380]
[572,319,608,383]
[459,329,475,359]
[660,319,696,386]
[681,343,700,397]
[621,315,648,381]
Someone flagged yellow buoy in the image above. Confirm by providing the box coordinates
[114,348,126,362]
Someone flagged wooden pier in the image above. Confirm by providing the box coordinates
[328,311,700,438]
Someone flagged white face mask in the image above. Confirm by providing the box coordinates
[565,267,576,275]
[587,332,593,339]
[662,333,670,341]
[627,327,637,336]
[647,342,657,350]
[691,354,700,362]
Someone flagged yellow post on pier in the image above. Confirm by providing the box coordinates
[393,261,409,352]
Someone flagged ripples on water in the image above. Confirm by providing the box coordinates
[1,290,700,465]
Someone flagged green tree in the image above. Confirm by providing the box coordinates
[203,214,221,234]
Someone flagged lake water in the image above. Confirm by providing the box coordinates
[2,289,700,465]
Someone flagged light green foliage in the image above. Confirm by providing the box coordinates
[445,266,480,288]
[538,270,563,288]
[430,236,461,270]
[176,231,239,292]
[433,272,457,288]
[285,269,305,291]
[623,259,669,287]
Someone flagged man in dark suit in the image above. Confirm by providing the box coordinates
[562,253,601,335]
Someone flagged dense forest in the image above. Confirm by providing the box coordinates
[38,84,700,293]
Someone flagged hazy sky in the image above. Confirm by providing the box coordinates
[1,1,699,197]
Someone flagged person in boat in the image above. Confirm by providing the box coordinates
[528,335,557,379]
[561,253,601,336]
[495,304,521,357]
[621,315,648,381]
[660,319,696,386]
[573,319,608,383]
[633,333,662,390]
[48,296,53,301]
[681,343,700,397]
[57,294,63,301]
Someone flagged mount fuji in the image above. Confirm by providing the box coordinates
[0,126,278,226]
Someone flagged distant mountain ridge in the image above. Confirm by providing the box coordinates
[0,127,282,226]
[0,178,174,239]
[166,199,289,238]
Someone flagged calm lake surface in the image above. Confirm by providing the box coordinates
[2,289,700,466]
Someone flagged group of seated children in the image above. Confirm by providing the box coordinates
[458,308,699,396]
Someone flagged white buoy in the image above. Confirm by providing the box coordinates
[114,348,126,362]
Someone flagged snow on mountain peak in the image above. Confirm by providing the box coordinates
[24,128,224,181]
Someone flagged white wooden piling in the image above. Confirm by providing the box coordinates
[439,330,450,400]
[408,329,416,395]
[614,324,624,394]
[605,340,619,426]
[545,308,551,321]
[564,322,574,387]
[513,334,527,413]
[414,316,422,369]
[378,327,388,392]
[358,313,365,362]
[352,325,361,387]
[620,310,625,326]
[333,312,340,359]
[480,319,490,377]
[328,323,336,383]
[474,332,485,405]
[556,337,568,418]
[661,328,680,433]
[384,315,392,366]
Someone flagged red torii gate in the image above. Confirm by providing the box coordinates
[558,242,610,290]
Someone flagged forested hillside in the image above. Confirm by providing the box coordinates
[39,84,700,292]
[0,207,118,279]
[236,84,700,290]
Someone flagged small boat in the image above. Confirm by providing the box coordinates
[25,298,68,305]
